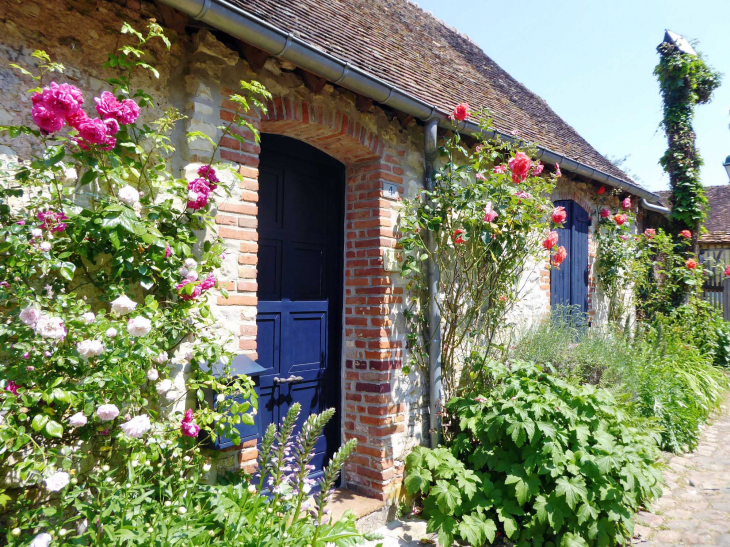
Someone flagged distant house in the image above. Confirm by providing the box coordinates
[0,0,666,512]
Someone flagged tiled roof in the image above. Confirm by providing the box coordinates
[226,0,634,183]
[657,185,730,242]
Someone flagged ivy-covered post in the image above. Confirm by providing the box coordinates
[654,30,721,256]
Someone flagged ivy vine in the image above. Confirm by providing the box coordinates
[654,38,721,253]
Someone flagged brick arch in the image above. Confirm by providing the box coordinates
[260,96,384,165]
[218,92,409,500]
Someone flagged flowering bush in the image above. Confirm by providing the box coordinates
[405,360,663,546]
[399,111,563,401]
[0,22,278,542]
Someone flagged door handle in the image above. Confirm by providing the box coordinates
[273,375,304,385]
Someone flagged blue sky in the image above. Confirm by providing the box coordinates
[414,0,730,192]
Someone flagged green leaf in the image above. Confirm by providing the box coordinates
[577,502,599,525]
[31,414,49,432]
[555,476,588,510]
[505,468,540,506]
[80,169,97,186]
[405,466,432,495]
[431,480,461,513]
[45,420,63,438]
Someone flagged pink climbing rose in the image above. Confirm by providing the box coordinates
[508,152,531,183]
[686,258,697,270]
[680,230,692,239]
[95,91,141,125]
[493,165,507,174]
[40,82,84,117]
[614,213,627,226]
[6,381,19,396]
[450,102,470,122]
[180,409,200,438]
[31,104,65,134]
[552,246,567,267]
[622,197,631,210]
[483,201,498,223]
[542,231,559,250]
[532,161,544,175]
[197,165,219,188]
[187,178,212,210]
[551,206,567,224]
[644,228,656,239]
[600,208,611,219]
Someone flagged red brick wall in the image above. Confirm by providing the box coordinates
[216,91,411,500]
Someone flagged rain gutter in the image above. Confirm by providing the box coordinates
[159,0,667,210]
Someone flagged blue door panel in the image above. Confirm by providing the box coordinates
[256,134,344,477]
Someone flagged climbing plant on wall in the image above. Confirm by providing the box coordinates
[654,35,721,254]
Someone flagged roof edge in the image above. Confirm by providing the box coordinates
[159,0,664,205]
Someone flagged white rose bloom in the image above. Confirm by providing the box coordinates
[156,379,173,394]
[127,316,152,337]
[119,415,152,439]
[154,351,168,364]
[45,471,70,492]
[30,533,53,547]
[146,369,159,381]
[203,463,212,472]
[183,258,197,270]
[106,327,118,338]
[39,241,51,252]
[165,391,177,401]
[31,228,42,238]
[96,404,120,422]
[118,185,140,206]
[76,339,104,358]
[34,316,66,340]
[69,412,88,428]
[110,295,137,316]
[19,305,42,326]
[82,312,96,324]
[185,270,198,282]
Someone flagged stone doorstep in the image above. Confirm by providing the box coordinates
[328,489,394,533]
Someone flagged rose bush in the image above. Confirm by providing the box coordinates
[0,22,289,544]
[399,110,564,402]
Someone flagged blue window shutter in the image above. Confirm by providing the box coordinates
[550,200,590,321]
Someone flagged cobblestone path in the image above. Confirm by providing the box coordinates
[366,399,730,546]
[634,398,730,546]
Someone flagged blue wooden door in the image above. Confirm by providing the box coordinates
[550,200,589,322]
[256,134,344,478]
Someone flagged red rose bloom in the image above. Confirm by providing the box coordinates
[453,229,466,245]
[493,165,507,174]
[614,213,627,226]
[552,246,567,267]
[686,258,697,270]
[542,231,559,250]
[725,266,730,277]
[680,230,692,239]
[508,152,532,184]
[600,208,611,219]
[551,206,567,224]
[644,228,656,239]
[597,186,606,195]
[450,103,470,122]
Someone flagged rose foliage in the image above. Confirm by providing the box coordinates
[399,112,564,402]
[0,22,369,547]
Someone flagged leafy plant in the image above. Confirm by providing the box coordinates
[655,37,721,254]
[398,111,563,402]
[406,360,663,546]
[8,404,370,546]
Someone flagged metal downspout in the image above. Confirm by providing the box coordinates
[641,198,670,216]
[424,119,442,449]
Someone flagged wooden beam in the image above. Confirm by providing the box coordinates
[299,70,327,94]
[238,42,269,70]
[395,110,414,127]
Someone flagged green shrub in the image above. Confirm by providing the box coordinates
[623,324,729,453]
[405,361,663,547]
[510,310,630,389]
